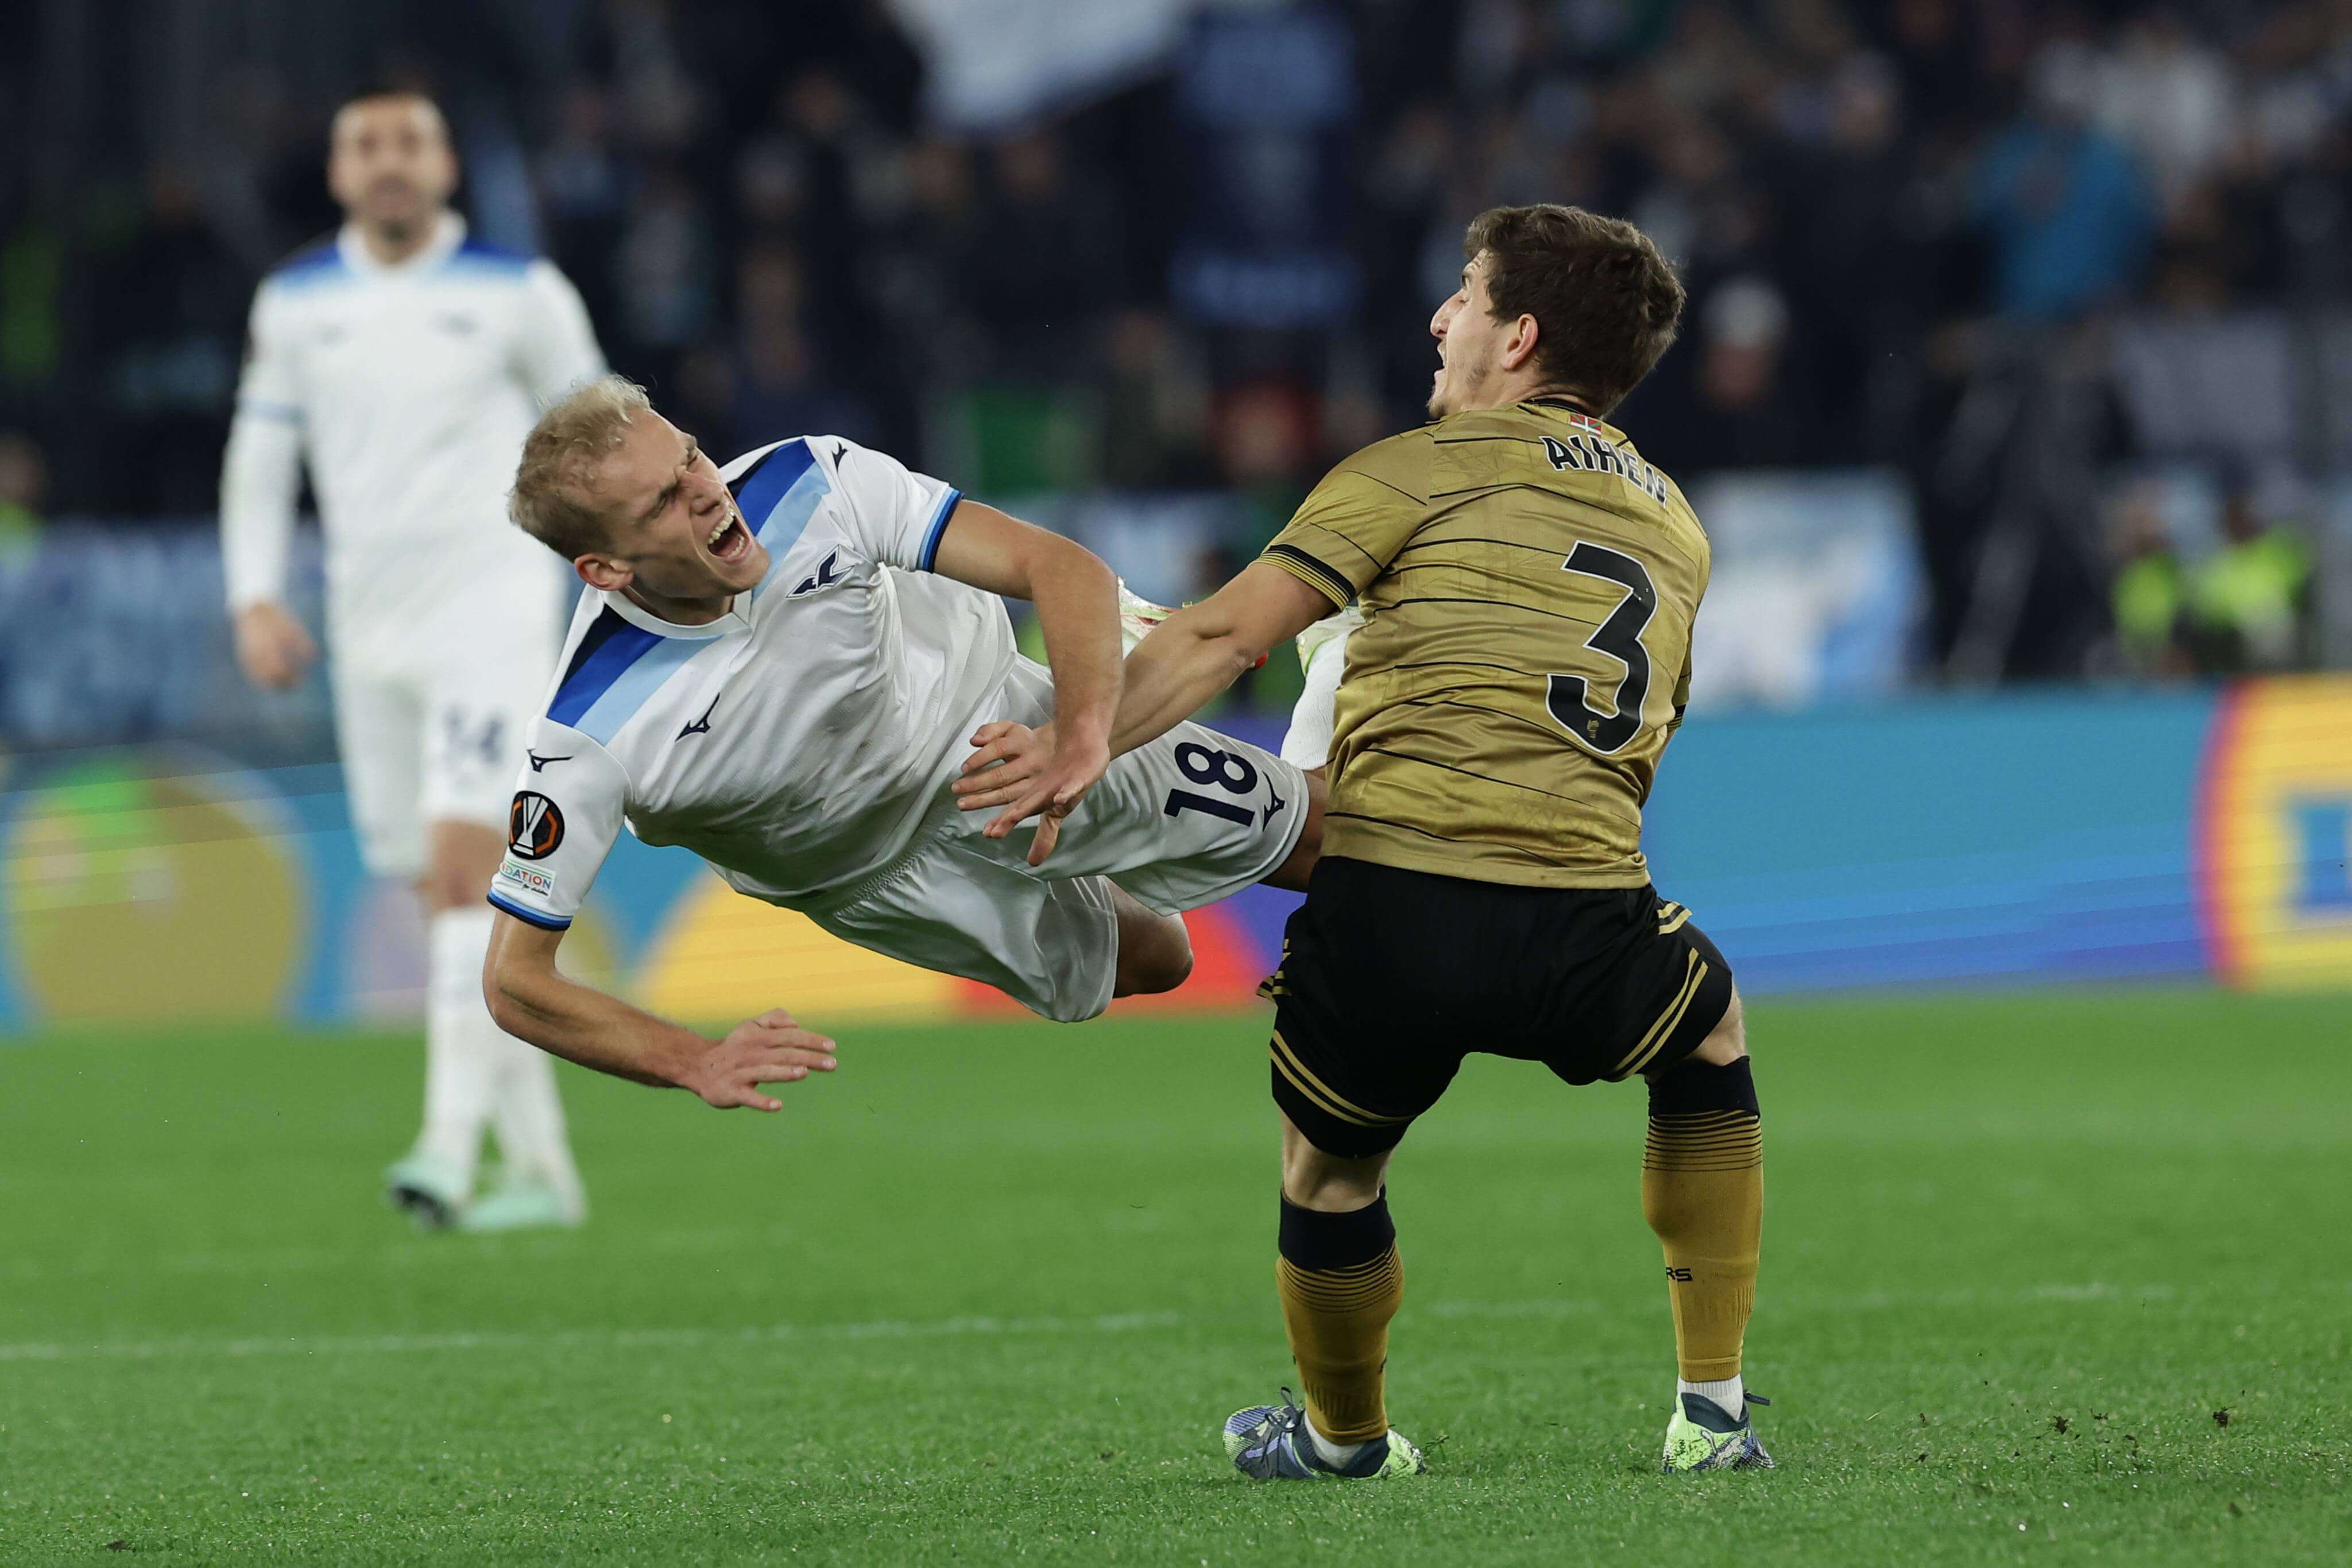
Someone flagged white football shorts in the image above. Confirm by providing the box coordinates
[331,585,566,880]
[803,661,1306,1023]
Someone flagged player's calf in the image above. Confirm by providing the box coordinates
[1643,987,1765,1468]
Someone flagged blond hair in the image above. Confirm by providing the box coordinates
[509,374,654,559]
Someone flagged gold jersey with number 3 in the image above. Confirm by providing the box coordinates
[1261,399,1708,888]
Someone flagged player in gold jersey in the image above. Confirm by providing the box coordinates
[956,204,1768,1477]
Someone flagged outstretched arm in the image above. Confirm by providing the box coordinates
[1105,562,1332,757]
[483,913,836,1112]
[931,500,1123,864]
[954,562,1333,822]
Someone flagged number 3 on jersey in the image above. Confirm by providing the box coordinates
[1546,541,1657,756]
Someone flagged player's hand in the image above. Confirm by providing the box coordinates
[954,720,1055,807]
[233,602,318,691]
[685,1009,837,1112]
[953,721,1107,866]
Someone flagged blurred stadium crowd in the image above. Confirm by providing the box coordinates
[4,0,2351,689]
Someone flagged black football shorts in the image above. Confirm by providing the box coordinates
[1266,855,1735,1159]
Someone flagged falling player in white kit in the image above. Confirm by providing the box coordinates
[480,377,1320,1108]
[219,86,605,1228]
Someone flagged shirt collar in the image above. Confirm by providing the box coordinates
[336,211,466,278]
[601,584,750,641]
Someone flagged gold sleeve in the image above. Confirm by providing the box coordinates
[1259,439,1429,607]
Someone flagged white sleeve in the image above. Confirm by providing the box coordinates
[486,718,629,931]
[1281,618,1351,770]
[822,436,962,573]
[514,260,606,405]
[219,285,305,613]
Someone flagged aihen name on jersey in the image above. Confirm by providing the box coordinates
[1539,428,1669,505]
[1258,400,1711,891]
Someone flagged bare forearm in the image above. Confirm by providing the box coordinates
[488,963,705,1091]
[1109,602,1264,758]
[1027,546,1122,747]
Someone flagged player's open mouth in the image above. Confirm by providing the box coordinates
[706,512,752,564]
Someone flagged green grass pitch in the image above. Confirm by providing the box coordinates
[1,989,2346,1564]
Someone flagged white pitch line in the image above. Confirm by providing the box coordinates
[4,1277,2330,1367]
[0,1310,1182,1365]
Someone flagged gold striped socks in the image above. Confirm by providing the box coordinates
[1276,1195,1403,1445]
[1641,1058,1763,1383]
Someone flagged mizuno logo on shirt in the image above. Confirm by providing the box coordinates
[792,551,842,597]
[678,691,721,740]
[527,749,572,772]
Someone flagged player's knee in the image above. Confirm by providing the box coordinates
[1111,897,1192,998]
[1281,1129,1388,1212]
[1670,985,1747,1073]
[1113,915,1193,997]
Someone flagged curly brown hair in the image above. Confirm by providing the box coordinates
[1463,204,1685,416]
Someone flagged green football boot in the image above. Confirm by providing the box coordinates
[1116,580,1170,655]
[1223,1391,1424,1480]
[382,1151,467,1231]
[457,1174,586,1233]
[1117,581,1268,666]
[1293,603,1365,675]
[1661,1391,1774,1473]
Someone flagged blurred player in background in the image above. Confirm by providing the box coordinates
[965,203,1769,1478]
[218,84,606,1232]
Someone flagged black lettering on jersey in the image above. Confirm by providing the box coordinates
[1546,541,1658,756]
[1548,431,1669,504]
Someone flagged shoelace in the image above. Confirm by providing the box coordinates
[1256,1388,1310,1465]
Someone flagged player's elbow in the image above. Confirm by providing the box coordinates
[481,954,540,1040]
[1009,524,1114,599]
[482,963,521,1034]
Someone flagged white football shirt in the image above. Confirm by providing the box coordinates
[487,436,1015,927]
[219,213,605,667]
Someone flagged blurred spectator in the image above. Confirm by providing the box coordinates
[614,162,717,378]
[2092,10,2235,211]
[1974,44,2158,320]
[1630,276,1810,471]
[0,432,47,559]
[1097,309,1211,491]
[964,127,1121,377]
[2108,485,2188,676]
[14,0,2352,688]
[537,84,632,334]
[2184,485,2311,673]
[92,165,250,511]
